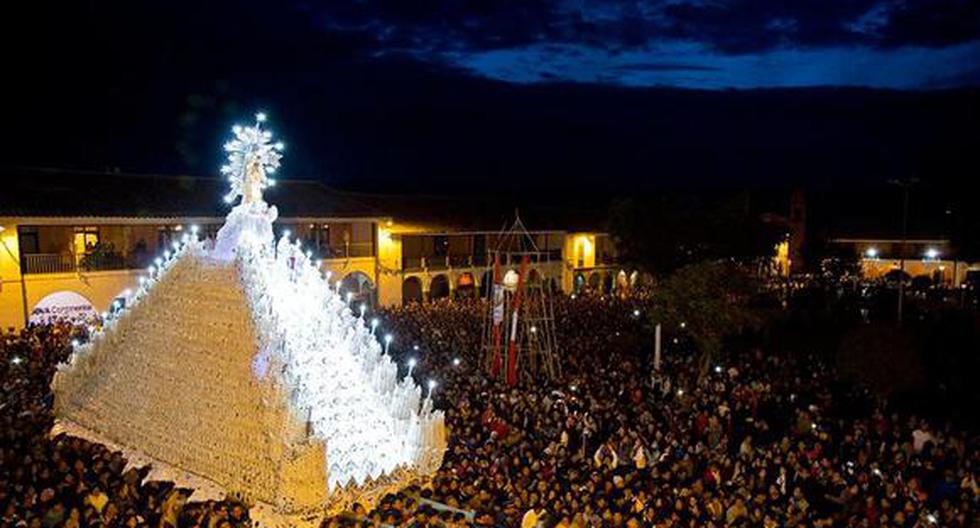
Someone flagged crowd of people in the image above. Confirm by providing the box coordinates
[1,294,977,527]
[326,295,977,527]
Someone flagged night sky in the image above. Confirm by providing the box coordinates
[6,0,980,194]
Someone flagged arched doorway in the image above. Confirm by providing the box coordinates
[603,274,614,294]
[341,271,375,306]
[479,270,493,298]
[429,275,450,301]
[403,277,423,304]
[588,272,601,292]
[30,291,98,325]
[455,272,476,299]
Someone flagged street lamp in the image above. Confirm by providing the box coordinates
[924,248,939,260]
[865,247,878,259]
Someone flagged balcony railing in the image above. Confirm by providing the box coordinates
[21,252,140,275]
[311,242,375,259]
[21,253,76,274]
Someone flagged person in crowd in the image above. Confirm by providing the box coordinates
[2,293,977,527]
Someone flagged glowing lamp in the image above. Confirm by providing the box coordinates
[452,357,461,367]
[924,248,940,260]
[503,270,520,291]
[865,247,878,259]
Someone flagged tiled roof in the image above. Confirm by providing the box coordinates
[1,168,384,219]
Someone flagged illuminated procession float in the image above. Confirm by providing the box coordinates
[51,114,446,524]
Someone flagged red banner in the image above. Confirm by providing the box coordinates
[490,253,504,377]
[506,255,530,385]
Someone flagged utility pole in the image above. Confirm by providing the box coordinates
[889,178,917,324]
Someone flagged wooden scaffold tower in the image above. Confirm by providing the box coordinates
[481,215,561,385]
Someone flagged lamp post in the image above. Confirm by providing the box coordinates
[889,178,917,325]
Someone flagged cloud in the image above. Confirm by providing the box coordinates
[305,0,980,87]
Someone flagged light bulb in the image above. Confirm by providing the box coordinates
[384,334,393,344]
[452,357,461,367]
[255,112,267,122]
[407,357,417,368]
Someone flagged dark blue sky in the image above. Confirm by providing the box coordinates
[5,0,980,194]
[312,0,980,89]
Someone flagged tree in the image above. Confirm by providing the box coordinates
[609,192,782,275]
[650,260,767,374]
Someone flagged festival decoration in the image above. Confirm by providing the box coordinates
[51,114,446,524]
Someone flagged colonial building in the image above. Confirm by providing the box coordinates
[1,169,624,330]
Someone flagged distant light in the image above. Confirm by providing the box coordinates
[413,345,419,351]
[452,357,461,366]
[384,334,393,344]
[371,318,379,329]
[865,247,879,259]
[190,225,200,234]
[633,309,641,317]
[925,248,940,260]
[71,339,79,348]
[274,141,285,151]
[255,111,267,122]
[676,389,684,396]
[570,294,576,299]
[714,365,722,374]
[147,266,155,274]
[154,257,162,266]
[927,514,937,524]
[283,229,291,239]
[386,220,393,227]
[427,379,437,390]
[223,195,234,204]
[407,357,417,368]
[679,321,686,329]
[11,356,23,365]
[267,178,276,186]
[569,384,578,392]
[672,338,679,344]
[530,325,538,333]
